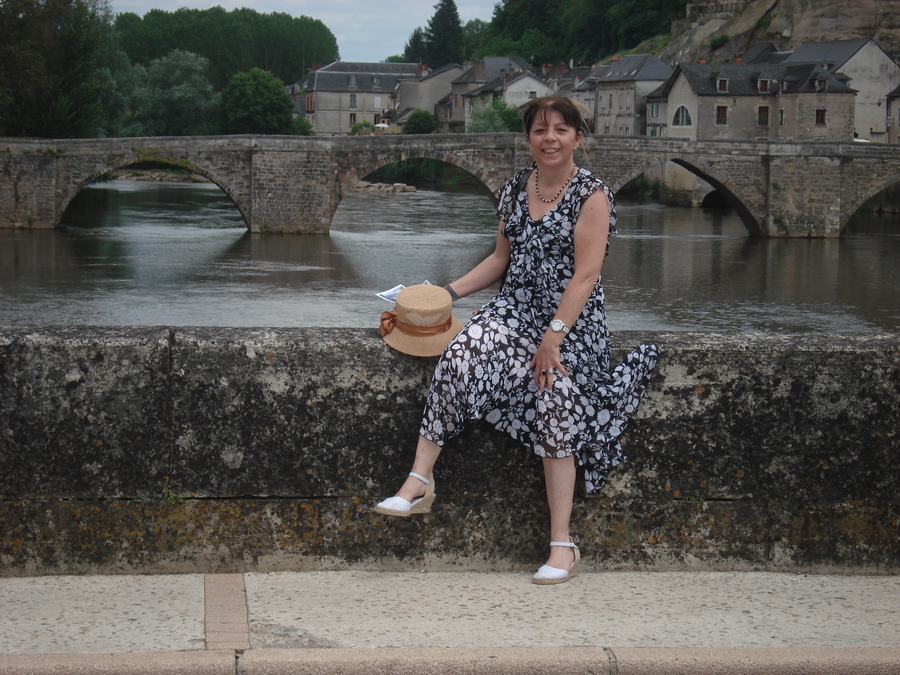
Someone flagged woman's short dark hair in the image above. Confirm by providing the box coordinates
[522,96,585,136]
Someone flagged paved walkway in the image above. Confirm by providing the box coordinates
[1,570,898,673]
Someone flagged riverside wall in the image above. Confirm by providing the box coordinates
[0,327,897,576]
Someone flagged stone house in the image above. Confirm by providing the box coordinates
[394,63,464,129]
[573,54,672,136]
[304,61,420,135]
[446,57,536,132]
[748,39,900,142]
[645,62,856,142]
[462,71,553,129]
[888,83,900,144]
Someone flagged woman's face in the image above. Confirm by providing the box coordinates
[527,110,582,169]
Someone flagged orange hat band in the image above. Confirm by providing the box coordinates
[380,311,454,339]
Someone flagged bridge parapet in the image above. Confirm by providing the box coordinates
[1,327,897,575]
[2,135,899,236]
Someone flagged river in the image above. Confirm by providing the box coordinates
[0,179,897,333]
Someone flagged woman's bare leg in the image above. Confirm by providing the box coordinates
[542,455,577,569]
[392,435,442,502]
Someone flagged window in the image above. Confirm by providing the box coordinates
[716,105,728,125]
[816,79,827,93]
[349,93,357,108]
[779,108,785,126]
[673,106,692,126]
[349,113,357,125]
[650,128,658,137]
[815,108,826,125]
[717,78,728,93]
[758,79,770,93]
[528,91,537,99]
[373,96,382,108]
[650,102,659,118]
[306,93,315,112]
[758,106,769,126]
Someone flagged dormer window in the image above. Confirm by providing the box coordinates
[758,79,770,93]
[717,78,729,93]
[816,79,827,93]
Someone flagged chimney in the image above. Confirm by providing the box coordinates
[734,56,743,65]
[475,59,486,81]
[417,63,429,77]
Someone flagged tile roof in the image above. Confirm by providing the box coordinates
[317,61,420,75]
[783,38,871,72]
[647,62,855,99]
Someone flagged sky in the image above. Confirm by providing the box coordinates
[110,0,500,63]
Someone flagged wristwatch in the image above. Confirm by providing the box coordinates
[550,319,569,335]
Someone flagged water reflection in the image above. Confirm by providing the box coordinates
[0,179,896,331]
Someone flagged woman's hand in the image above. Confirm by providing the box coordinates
[530,332,569,393]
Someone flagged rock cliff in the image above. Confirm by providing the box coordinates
[659,0,900,65]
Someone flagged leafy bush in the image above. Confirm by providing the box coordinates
[403,109,440,134]
[708,34,729,51]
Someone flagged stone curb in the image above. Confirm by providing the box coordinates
[3,647,900,675]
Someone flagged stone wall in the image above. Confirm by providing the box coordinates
[1,327,897,576]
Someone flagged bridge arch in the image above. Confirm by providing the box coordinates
[333,147,503,228]
[58,152,252,230]
[613,154,764,236]
[840,173,900,234]
[340,150,498,196]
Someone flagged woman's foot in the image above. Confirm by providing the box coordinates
[532,539,580,585]
[373,472,435,517]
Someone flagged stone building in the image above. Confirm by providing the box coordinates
[304,61,420,135]
[446,57,536,132]
[888,83,900,144]
[685,0,751,25]
[748,38,900,142]
[646,62,856,142]
[462,71,553,129]
[573,54,672,136]
[394,63,463,129]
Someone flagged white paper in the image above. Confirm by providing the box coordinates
[376,280,432,303]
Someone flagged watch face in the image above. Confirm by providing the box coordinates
[551,319,566,332]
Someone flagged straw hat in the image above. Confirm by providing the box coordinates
[380,285,463,357]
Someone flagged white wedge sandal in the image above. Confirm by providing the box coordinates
[532,539,580,585]
[373,472,435,517]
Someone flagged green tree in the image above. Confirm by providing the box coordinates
[403,26,429,64]
[0,0,110,137]
[113,7,338,89]
[403,109,439,134]
[125,50,219,136]
[425,0,464,68]
[220,68,293,134]
[291,115,314,135]
[462,18,490,57]
[467,98,522,132]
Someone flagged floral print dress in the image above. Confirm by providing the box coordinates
[419,166,659,493]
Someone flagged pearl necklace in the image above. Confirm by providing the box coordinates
[534,165,577,204]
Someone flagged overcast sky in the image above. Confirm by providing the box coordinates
[110,0,499,63]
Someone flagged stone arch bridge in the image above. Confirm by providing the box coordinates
[2,134,899,237]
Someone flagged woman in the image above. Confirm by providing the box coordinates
[374,95,658,584]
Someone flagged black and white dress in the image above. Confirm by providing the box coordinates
[420,166,659,493]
